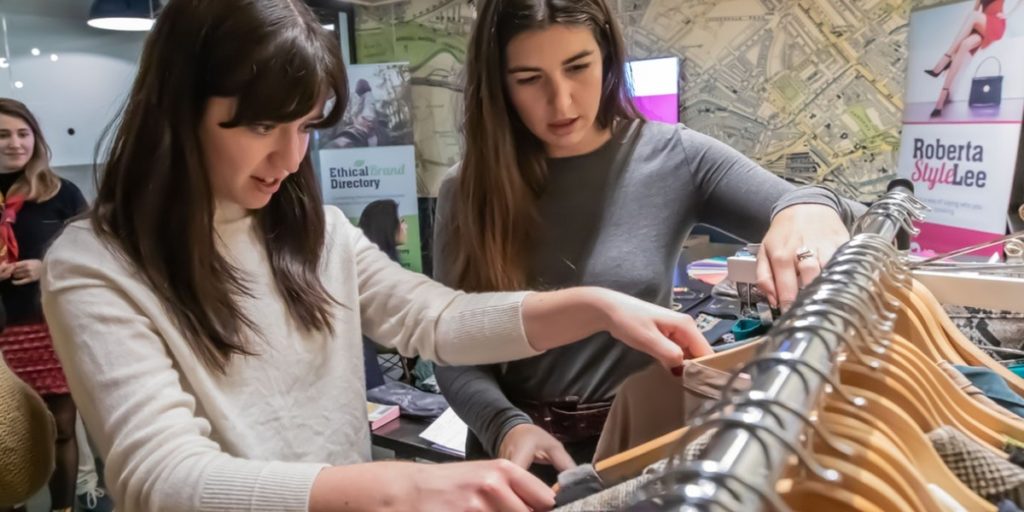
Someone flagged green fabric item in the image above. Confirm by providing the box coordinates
[731,317,766,341]
[412,359,439,393]
[1009,363,1024,380]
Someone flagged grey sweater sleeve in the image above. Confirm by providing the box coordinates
[432,171,533,457]
[680,128,864,236]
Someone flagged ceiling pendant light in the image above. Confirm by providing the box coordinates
[87,0,161,32]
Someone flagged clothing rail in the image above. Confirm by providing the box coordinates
[629,181,925,511]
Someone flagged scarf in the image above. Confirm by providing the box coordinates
[0,191,25,263]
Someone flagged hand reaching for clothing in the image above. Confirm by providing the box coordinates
[756,204,850,311]
[310,459,557,512]
[499,423,576,472]
[522,287,714,372]
[11,259,43,286]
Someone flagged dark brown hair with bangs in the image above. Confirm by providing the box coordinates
[92,0,347,372]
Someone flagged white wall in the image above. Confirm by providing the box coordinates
[1,12,145,167]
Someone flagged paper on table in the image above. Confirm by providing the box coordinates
[419,407,468,456]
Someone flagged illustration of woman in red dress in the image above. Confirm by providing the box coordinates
[925,0,1022,117]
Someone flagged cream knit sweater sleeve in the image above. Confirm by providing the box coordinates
[341,205,541,365]
[0,358,55,506]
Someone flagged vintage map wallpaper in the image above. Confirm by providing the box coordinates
[355,0,963,199]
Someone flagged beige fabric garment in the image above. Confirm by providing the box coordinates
[593,340,760,463]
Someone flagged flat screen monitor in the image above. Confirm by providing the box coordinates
[627,57,680,124]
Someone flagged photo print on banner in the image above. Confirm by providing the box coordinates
[316,62,423,272]
[898,0,1024,255]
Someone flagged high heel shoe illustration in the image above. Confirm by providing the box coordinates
[925,53,952,77]
[931,88,951,118]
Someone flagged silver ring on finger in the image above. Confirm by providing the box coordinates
[795,246,817,263]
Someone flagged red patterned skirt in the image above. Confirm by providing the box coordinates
[0,323,69,396]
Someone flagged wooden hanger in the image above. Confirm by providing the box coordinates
[890,285,966,364]
[586,278,1017,506]
[822,412,944,511]
[696,336,766,369]
[592,426,688,486]
[888,333,1024,446]
[589,337,768,477]
[826,385,996,511]
[870,337,1007,449]
[781,479,886,512]
[812,454,917,512]
[911,279,1024,398]
[844,358,1006,448]
[590,363,993,509]
[839,363,940,433]
[879,339,986,434]
[889,282,1024,448]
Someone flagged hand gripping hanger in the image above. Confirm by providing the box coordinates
[629,181,923,511]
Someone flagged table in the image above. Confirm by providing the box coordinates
[371,416,464,463]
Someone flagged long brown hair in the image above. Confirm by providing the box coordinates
[449,0,640,292]
[92,0,347,372]
[0,98,61,202]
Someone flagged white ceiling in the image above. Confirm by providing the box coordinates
[1,0,93,20]
[2,1,350,20]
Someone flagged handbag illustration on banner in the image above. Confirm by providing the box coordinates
[968,56,1003,108]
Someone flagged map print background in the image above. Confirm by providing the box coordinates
[355,0,967,200]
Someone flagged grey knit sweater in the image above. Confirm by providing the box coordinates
[434,120,861,457]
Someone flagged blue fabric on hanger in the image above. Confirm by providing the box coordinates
[999,498,1024,512]
[1010,363,1024,380]
[955,365,1024,419]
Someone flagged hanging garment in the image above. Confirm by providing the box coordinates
[1000,499,1024,512]
[555,430,717,509]
[553,464,604,507]
[930,425,1024,505]
[593,344,755,462]
[939,361,1021,419]
[943,305,1024,357]
[554,473,654,512]
[955,366,1024,419]
[930,484,969,512]
[1006,445,1024,469]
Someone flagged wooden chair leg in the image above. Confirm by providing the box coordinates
[400,357,413,383]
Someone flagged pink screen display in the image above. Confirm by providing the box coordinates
[627,57,680,124]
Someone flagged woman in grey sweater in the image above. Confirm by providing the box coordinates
[434,0,860,482]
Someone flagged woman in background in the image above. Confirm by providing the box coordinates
[357,199,406,389]
[0,98,86,512]
[358,199,405,262]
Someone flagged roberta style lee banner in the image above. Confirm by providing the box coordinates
[315,62,422,272]
[897,1,1024,255]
